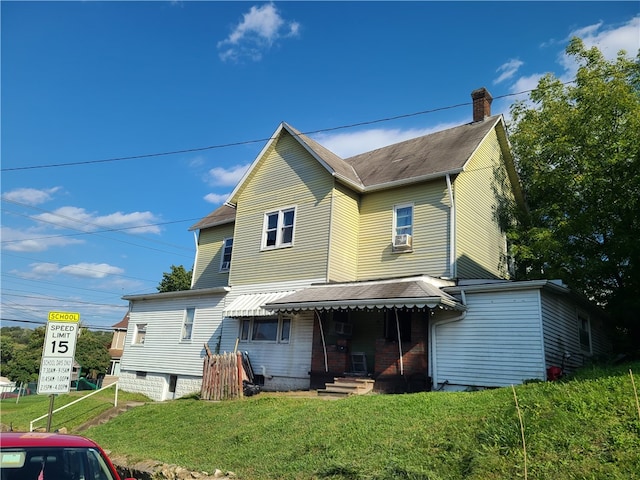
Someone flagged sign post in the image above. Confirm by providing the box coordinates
[37,311,80,431]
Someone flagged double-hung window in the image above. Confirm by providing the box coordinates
[220,238,233,272]
[239,316,292,343]
[393,203,413,251]
[263,207,296,249]
[181,307,195,341]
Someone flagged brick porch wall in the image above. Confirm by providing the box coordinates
[374,311,428,377]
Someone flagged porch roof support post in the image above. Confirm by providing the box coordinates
[315,311,328,372]
[395,308,404,376]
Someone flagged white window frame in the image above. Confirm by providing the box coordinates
[393,203,413,237]
[262,206,296,250]
[239,316,292,344]
[181,307,195,341]
[132,323,147,345]
[577,310,592,354]
[392,203,414,252]
[220,237,233,272]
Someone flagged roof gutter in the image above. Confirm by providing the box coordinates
[123,286,230,302]
[356,168,464,194]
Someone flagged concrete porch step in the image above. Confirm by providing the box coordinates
[317,377,374,397]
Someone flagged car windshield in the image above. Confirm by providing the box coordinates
[0,446,117,480]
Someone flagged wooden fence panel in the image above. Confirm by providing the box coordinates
[201,351,243,401]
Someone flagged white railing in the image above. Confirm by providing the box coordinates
[30,381,119,432]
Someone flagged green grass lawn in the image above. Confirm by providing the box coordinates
[3,363,640,480]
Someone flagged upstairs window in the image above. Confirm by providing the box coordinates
[181,307,195,341]
[394,204,413,236]
[393,204,413,251]
[133,323,147,345]
[263,207,296,249]
[220,238,233,272]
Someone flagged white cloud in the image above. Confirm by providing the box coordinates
[59,262,125,279]
[217,2,300,62]
[505,16,639,97]
[206,163,250,186]
[32,207,162,234]
[313,123,461,159]
[559,16,640,79]
[14,262,124,280]
[204,193,230,205]
[494,59,524,84]
[1,226,84,252]
[2,187,62,205]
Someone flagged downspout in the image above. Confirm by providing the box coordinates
[395,308,404,375]
[315,311,329,372]
[446,174,456,279]
[430,289,467,389]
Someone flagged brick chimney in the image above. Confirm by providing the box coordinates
[471,87,493,122]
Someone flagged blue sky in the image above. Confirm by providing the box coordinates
[2,1,639,331]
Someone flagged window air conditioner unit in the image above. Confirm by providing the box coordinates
[334,321,353,337]
[394,234,412,249]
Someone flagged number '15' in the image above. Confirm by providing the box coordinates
[51,340,69,354]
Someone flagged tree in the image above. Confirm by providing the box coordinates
[2,327,45,384]
[75,329,112,378]
[157,264,193,292]
[505,38,640,353]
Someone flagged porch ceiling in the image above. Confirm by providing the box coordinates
[264,278,465,312]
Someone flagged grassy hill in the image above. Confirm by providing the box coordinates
[3,362,639,479]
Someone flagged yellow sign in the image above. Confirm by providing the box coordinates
[48,311,80,322]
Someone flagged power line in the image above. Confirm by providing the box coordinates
[0,317,116,331]
[0,89,537,173]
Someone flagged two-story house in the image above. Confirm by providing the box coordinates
[119,88,610,401]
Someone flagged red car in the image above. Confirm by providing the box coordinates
[0,432,135,480]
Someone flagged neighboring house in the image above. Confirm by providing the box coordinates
[103,312,129,386]
[119,88,610,401]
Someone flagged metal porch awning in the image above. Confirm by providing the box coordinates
[223,291,298,317]
[264,277,465,312]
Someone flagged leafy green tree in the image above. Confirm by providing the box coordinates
[505,38,640,352]
[3,327,45,384]
[75,329,112,378]
[157,264,193,292]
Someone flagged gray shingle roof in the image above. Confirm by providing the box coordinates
[192,116,504,230]
[189,203,236,231]
[345,116,501,188]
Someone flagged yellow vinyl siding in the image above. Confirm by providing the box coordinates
[230,132,334,286]
[357,180,450,280]
[327,183,360,282]
[455,128,512,279]
[192,223,235,289]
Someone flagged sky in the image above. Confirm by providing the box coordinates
[2,1,639,331]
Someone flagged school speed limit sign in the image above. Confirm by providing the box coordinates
[37,312,80,395]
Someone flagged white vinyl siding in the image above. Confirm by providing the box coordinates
[434,290,546,388]
[358,180,450,280]
[541,292,610,373]
[218,280,319,391]
[455,128,513,279]
[230,133,333,285]
[121,294,226,377]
